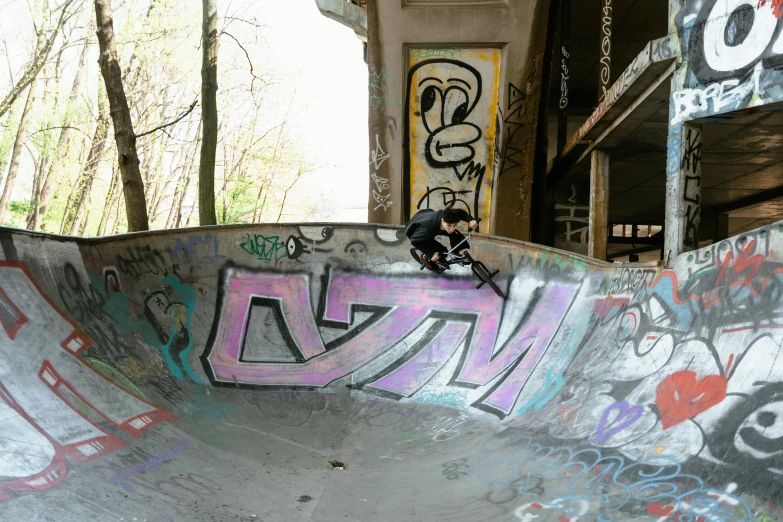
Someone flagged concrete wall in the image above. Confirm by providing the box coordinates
[366,0,550,242]
[671,0,783,123]
[2,221,783,519]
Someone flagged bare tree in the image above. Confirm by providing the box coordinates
[198,0,219,226]
[275,161,312,223]
[0,0,81,119]
[0,103,20,185]
[67,88,109,234]
[30,35,90,230]
[0,80,40,225]
[94,0,149,231]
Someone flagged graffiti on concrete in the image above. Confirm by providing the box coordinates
[521,230,783,496]
[5,222,783,513]
[405,50,502,221]
[0,262,173,501]
[142,276,203,383]
[673,0,783,122]
[462,435,752,521]
[202,264,579,419]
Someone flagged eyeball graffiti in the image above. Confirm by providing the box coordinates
[673,0,783,121]
[406,49,501,222]
[707,382,783,470]
[414,60,483,168]
[690,0,782,81]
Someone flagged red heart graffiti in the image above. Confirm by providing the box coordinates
[655,371,727,430]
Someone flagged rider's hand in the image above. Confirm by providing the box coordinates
[469,220,478,231]
[431,252,440,262]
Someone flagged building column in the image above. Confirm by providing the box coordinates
[664,121,702,263]
[588,149,609,260]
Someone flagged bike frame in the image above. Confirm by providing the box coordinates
[440,226,474,265]
[410,219,505,298]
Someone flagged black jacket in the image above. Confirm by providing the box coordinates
[405,209,474,257]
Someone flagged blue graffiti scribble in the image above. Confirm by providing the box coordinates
[467,435,752,521]
[517,329,578,416]
[419,388,470,411]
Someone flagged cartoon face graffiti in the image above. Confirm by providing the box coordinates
[406,50,501,222]
[413,60,483,168]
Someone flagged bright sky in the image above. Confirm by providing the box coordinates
[0,0,369,225]
[252,0,369,222]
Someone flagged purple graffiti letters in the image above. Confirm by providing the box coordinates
[202,266,578,418]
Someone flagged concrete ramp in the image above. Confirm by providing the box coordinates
[0,223,780,521]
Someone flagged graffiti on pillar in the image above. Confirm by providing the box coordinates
[500,82,526,176]
[369,66,401,112]
[405,49,502,221]
[554,183,589,254]
[371,134,392,212]
[559,47,570,110]
[0,262,173,502]
[672,0,783,123]
[202,264,579,419]
[681,127,702,249]
[598,0,612,101]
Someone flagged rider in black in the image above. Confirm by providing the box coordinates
[405,207,478,270]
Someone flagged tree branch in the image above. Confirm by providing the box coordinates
[136,97,198,139]
[32,125,91,139]
[0,0,79,119]
[221,31,266,91]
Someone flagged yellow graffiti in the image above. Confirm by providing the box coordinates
[407,48,502,221]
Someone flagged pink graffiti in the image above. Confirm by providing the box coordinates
[203,267,578,417]
[0,262,173,501]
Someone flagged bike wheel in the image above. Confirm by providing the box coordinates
[410,248,424,265]
[472,262,505,298]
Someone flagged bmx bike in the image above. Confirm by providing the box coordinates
[409,220,506,299]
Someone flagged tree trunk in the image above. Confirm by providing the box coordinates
[94,0,149,232]
[198,0,219,226]
[171,125,199,229]
[69,93,110,235]
[0,102,20,185]
[59,176,81,234]
[32,36,90,231]
[164,181,181,229]
[97,166,119,235]
[79,207,91,236]
[176,173,192,228]
[0,81,39,224]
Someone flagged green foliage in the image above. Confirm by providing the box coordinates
[5,200,30,228]
[9,200,29,214]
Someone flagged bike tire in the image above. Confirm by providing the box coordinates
[472,263,505,298]
[410,248,424,265]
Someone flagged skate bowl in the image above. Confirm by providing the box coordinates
[0,222,781,521]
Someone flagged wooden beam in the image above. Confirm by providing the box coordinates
[589,150,610,260]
